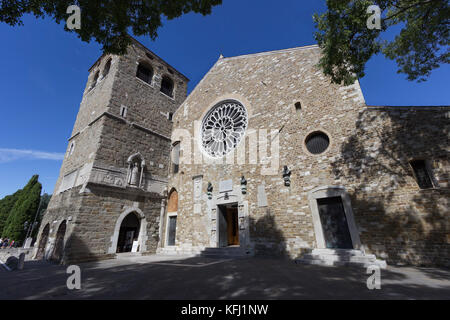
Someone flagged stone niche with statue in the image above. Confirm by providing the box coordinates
[86,152,167,196]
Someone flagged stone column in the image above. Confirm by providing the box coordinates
[158,199,166,248]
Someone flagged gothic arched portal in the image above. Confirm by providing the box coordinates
[35,223,50,260]
[116,212,141,253]
[166,189,178,246]
[51,221,67,263]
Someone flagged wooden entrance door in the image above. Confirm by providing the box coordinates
[317,197,353,249]
[226,207,239,246]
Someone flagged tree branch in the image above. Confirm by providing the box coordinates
[385,0,436,21]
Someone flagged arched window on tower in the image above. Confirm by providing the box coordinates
[136,63,153,84]
[172,142,181,174]
[102,58,112,78]
[160,76,174,98]
[68,142,75,157]
[90,71,100,90]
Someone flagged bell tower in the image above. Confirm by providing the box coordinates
[36,38,188,264]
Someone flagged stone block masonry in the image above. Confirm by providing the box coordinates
[36,39,449,268]
[35,38,188,264]
[164,45,449,267]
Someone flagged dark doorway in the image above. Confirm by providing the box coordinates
[36,223,50,260]
[167,216,177,246]
[117,213,140,253]
[51,221,67,263]
[218,204,240,247]
[317,197,353,249]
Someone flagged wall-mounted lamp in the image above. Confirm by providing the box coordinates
[241,176,248,194]
[207,182,213,200]
[283,166,292,187]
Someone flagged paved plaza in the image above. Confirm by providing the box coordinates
[1,255,449,300]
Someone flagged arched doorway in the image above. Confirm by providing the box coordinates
[166,189,178,247]
[167,189,178,213]
[51,221,67,263]
[35,223,50,260]
[116,212,141,253]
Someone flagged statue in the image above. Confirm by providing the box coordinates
[127,153,145,188]
[130,161,141,186]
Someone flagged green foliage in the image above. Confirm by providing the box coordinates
[0,189,23,235]
[38,193,51,219]
[31,193,51,239]
[313,0,449,85]
[0,0,222,54]
[2,175,42,245]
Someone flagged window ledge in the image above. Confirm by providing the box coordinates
[417,187,446,192]
[136,77,154,89]
[160,91,175,101]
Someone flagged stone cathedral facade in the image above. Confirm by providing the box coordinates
[35,39,449,267]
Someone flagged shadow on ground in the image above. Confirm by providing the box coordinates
[1,255,449,300]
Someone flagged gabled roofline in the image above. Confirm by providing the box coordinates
[221,44,319,61]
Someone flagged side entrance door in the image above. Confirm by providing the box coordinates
[317,197,353,249]
[167,216,177,246]
[226,207,239,246]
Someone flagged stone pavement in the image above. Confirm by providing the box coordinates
[0,254,449,300]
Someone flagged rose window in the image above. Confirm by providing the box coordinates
[201,100,248,158]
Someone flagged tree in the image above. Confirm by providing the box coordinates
[313,0,449,85]
[2,175,42,245]
[31,193,51,239]
[0,189,23,235]
[0,0,222,54]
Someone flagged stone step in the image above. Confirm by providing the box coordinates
[311,249,367,256]
[115,252,142,259]
[296,249,387,269]
[199,247,250,259]
[157,247,203,256]
[297,257,387,269]
[302,254,378,264]
[202,247,244,253]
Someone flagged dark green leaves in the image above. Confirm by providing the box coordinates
[314,0,449,84]
[0,0,222,54]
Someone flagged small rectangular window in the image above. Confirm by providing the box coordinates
[120,106,128,118]
[410,160,435,189]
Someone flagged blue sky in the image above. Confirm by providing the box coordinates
[0,1,449,198]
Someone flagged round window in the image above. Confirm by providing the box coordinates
[201,100,248,158]
[305,131,330,154]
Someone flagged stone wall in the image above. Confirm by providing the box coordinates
[64,186,162,264]
[37,40,188,264]
[334,107,449,266]
[165,46,449,267]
